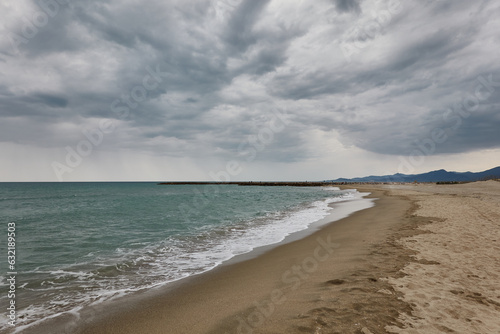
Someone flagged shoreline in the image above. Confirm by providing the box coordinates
[17,181,500,333]
[223,189,375,264]
[17,188,375,334]
[72,187,413,334]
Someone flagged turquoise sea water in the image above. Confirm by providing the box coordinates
[0,182,356,331]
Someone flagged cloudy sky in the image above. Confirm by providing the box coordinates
[1,0,499,181]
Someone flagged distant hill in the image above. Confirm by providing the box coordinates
[329,166,500,183]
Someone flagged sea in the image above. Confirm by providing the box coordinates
[0,182,368,332]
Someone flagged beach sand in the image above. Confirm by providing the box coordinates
[26,181,500,334]
[383,180,500,334]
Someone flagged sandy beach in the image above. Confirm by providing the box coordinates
[384,180,500,334]
[24,181,500,334]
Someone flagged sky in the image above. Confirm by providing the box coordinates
[1,0,499,181]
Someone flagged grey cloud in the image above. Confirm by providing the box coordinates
[28,93,68,108]
[386,28,478,74]
[1,2,85,57]
[0,0,499,170]
[268,70,352,100]
[334,0,361,14]
[224,0,271,54]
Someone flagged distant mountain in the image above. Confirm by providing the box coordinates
[329,166,500,183]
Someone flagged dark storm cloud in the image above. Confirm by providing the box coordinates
[0,0,499,164]
[334,0,361,14]
[224,0,271,53]
[26,93,68,108]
